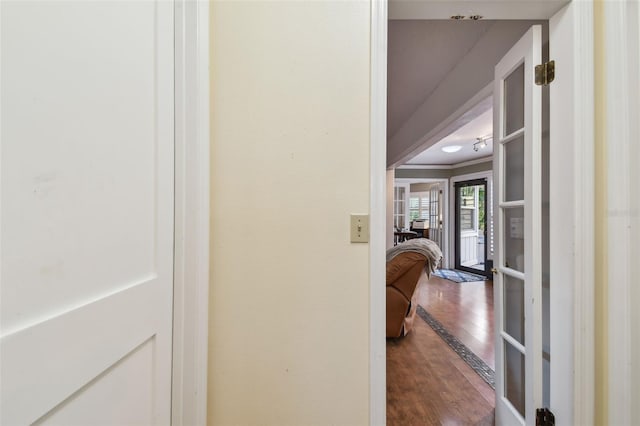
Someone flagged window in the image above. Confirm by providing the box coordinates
[460,208,475,231]
[460,186,477,231]
[409,192,429,222]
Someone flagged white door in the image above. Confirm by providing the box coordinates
[493,25,543,425]
[1,1,175,424]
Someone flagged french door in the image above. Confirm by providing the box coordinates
[428,184,443,254]
[493,25,544,425]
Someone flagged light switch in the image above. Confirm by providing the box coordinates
[350,214,369,243]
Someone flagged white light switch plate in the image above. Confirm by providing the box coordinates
[350,214,369,243]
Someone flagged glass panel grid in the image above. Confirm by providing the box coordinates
[503,62,525,137]
[503,274,525,345]
[504,135,525,202]
[503,207,525,272]
[504,341,526,418]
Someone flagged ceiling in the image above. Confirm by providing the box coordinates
[405,107,493,165]
[387,0,569,166]
[387,19,545,167]
[387,20,493,139]
[388,0,569,20]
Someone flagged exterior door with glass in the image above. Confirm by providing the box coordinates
[454,179,488,276]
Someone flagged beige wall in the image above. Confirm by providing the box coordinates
[209,2,371,425]
[594,1,640,422]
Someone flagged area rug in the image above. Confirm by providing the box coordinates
[416,305,495,389]
[432,268,486,283]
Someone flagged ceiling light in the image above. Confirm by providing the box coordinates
[442,145,462,153]
[473,136,491,152]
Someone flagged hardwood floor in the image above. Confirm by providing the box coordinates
[416,275,495,369]
[387,273,495,425]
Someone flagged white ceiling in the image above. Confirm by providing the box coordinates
[405,106,493,165]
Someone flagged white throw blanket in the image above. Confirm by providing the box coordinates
[386,238,443,276]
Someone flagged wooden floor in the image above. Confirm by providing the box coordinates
[416,274,495,370]
[387,274,495,425]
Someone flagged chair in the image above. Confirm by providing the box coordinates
[386,251,428,338]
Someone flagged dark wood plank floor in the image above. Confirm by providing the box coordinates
[387,274,495,425]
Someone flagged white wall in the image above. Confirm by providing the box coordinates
[600,1,640,423]
[631,2,640,416]
[209,2,371,424]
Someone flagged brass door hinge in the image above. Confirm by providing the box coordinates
[535,60,555,86]
[536,408,555,426]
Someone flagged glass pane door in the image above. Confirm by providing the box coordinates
[493,25,543,425]
[393,185,408,231]
[428,185,442,248]
[454,179,487,276]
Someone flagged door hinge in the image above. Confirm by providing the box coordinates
[535,60,555,86]
[536,408,556,426]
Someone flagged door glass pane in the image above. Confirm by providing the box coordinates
[457,183,486,272]
[504,207,525,272]
[504,135,525,202]
[429,185,442,252]
[505,343,526,418]
[504,275,525,345]
[504,63,525,136]
[394,186,406,230]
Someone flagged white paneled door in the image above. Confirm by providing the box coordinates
[493,25,543,425]
[1,1,175,424]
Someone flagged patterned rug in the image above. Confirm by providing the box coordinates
[432,268,486,283]
[416,305,495,389]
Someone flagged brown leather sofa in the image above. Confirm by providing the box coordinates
[386,251,428,338]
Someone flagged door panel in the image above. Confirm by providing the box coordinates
[493,25,542,425]
[32,338,155,426]
[1,1,174,424]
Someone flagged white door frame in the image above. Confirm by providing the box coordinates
[602,1,639,424]
[172,1,210,425]
[369,1,388,424]
[369,1,595,425]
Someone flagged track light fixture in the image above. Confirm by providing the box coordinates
[473,136,491,152]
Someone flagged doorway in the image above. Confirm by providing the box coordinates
[381,12,571,426]
[454,179,488,276]
[393,178,449,264]
[373,3,594,425]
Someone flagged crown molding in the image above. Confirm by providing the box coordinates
[398,155,493,170]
